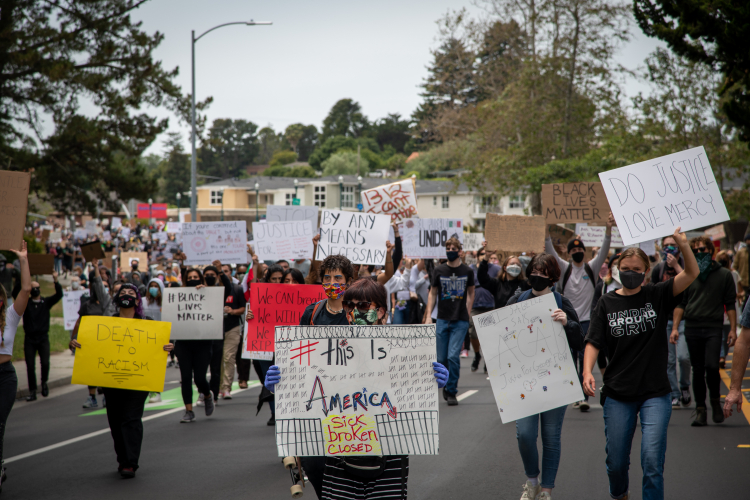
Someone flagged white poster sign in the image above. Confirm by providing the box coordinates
[574,224,624,247]
[49,231,62,243]
[84,220,98,235]
[598,146,729,246]
[111,217,122,230]
[63,289,90,330]
[101,231,112,241]
[73,229,88,240]
[252,221,314,261]
[162,287,225,340]
[120,227,131,239]
[182,221,248,266]
[402,218,464,258]
[274,325,439,457]
[463,233,484,252]
[361,179,418,223]
[266,205,319,231]
[166,222,182,234]
[316,210,391,265]
[474,293,583,423]
[152,232,168,243]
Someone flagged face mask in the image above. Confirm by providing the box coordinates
[571,252,585,263]
[232,270,236,276]
[186,279,202,287]
[446,251,459,262]
[695,252,713,282]
[611,266,621,284]
[619,270,645,289]
[30,288,41,298]
[205,276,217,286]
[663,245,679,257]
[352,308,379,325]
[115,294,136,309]
[131,263,138,270]
[322,282,347,300]
[71,282,80,290]
[104,287,110,295]
[506,265,522,277]
[528,275,552,292]
[149,287,159,297]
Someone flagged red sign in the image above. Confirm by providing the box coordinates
[246,283,326,353]
[137,203,168,219]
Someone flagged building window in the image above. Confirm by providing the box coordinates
[341,186,355,208]
[509,195,525,209]
[433,196,437,206]
[210,190,223,206]
[441,196,449,209]
[314,185,326,207]
[285,193,293,205]
[474,195,498,213]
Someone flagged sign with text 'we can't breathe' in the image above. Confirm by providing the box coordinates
[599,146,729,246]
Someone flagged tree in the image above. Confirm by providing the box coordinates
[270,150,297,166]
[255,126,283,165]
[296,124,319,161]
[372,114,411,153]
[0,0,210,215]
[284,124,306,153]
[308,135,381,170]
[262,164,316,178]
[159,132,190,204]
[199,119,259,179]
[322,151,369,176]
[320,99,369,142]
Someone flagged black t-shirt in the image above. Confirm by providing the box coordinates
[431,263,475,322]
[223,283,247,332]
[299,301,350,326]
[585,278,679,401]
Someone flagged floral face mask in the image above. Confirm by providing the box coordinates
[352,307,379,325]
[322,282,347,300]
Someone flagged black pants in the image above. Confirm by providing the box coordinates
[236,334,251,381]
[174,340,212,405]
[0,362,17,464]
[24,336,50,392]
[301,456,327,499]
[209,338,224,400]
[103,388,148,470]
[253,359,275,416]
[685,327,722,409]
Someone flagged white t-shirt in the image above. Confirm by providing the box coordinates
[0,305,23,356]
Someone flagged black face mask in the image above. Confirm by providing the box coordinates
[131,263,138,270]
[619,270,645,289]
[571,252,585,263]
[204,276,217,286]
[528,275,552,292]
[186,279,202,287]
[30,288,41,298]
[115,294,136,309]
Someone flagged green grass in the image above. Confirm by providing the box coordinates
[12,324,70,361]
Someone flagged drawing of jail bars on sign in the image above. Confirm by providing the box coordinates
[375,411,439,455]
[276,418,325,457]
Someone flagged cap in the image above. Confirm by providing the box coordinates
[567,238,586,252]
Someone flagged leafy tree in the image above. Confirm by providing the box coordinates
[385,153,408,172]
[320,99,369,142]
[199,119,259,179]
[308,135,380,170]
[372,114,411,153]
[284,124,306,153]
[262,164,316,178]
[296,124,319,161]
[270,150,297,166]
[255,126,283,164]
[159,132,191,204]
[321,151,369,176]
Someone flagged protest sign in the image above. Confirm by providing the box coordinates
[111,217,122,230]
[542,182,611,224]
[182,221,248,266]
[317,210,391,265]
[80,241,105,261]
[639,239,657,255]
[71,316,171,392]
[28,254,54,275]
[166,221,182,234]
[84,220,98,235]
[485,214,545,254]
[137,203,168,219]
[361,178,418,224]
[120,227,131,239]
[241,283,326,361]
[252,221,314,261]
[49,231,62,243]
[274,325,439,457]
[162,287,224,340]
[574,224,624,247]
[599,146,730,246]
[41,229,50,242]
[63,289,89,330]
[73,229,87,240]
[120,252,148,272]
[402,218,464,259]
[101,231,112,241]
[266,205,319,230]
[104,252,116,269]
[474,293,583,423]
[463,233,484,252]
[0,171,30,251]
[152,232,168,243]
[164,240,181,259]
[704,223,726,241]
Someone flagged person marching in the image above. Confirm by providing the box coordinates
[142,277,164,404]
[583,227,698,500]
[200,263,235,404]
[219,264,247,400]
[723,297,750,419]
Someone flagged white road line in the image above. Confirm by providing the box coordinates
[456,390,478,401]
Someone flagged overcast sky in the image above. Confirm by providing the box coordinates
[133,0,665,156]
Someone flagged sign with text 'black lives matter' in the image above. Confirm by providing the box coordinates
[316,209,391,266]
[162,287,224,339]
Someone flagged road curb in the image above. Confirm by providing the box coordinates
[15,374,73,400]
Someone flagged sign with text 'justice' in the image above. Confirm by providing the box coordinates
[162,287,224,339]
[71,316,171,392]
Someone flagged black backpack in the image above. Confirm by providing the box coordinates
[560,261,596,296]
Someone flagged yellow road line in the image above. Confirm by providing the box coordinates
[738,445,750,448]
[719,368,750,425]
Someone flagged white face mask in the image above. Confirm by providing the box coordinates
[506,265,522,277]
[611,266,621,284]
[71,281,80,290]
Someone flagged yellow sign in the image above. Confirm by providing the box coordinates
[71,316,171,392]
[322,414,383,456]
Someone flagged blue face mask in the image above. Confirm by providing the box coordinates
[149,287,159,298]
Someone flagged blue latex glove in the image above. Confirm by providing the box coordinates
[264,365,281,393]
[432,361,449,389]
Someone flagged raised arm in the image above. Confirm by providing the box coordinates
[589,212,615,279]
[11,241,31,316]
[44,272,64,308]
[671,227,699,296]
[377,241,395,286]
[544,226,567,269]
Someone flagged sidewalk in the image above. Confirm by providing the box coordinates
[14,350,75,400]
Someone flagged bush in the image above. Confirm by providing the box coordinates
[270,150,297,167]
[322,151,369,176]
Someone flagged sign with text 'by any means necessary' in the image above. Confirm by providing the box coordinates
[402,218,463,258]
[274,325,439,457]
[161,287,224,340]
[71,316,171,392]
[181,221,248,266]
[316,210,391,266]
[599,146,729,246]
[361,179,418,224]
[474,293,583,423]
[542,182,611,224]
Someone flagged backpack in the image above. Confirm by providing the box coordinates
[560,261,596,296]
[309,299,352,325]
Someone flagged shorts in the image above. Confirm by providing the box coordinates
[468,308,493,340]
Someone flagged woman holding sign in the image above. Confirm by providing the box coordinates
[582,227,698,500]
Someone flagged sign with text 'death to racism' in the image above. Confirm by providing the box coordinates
[402,218,464,258]
[252,220,314,261]
[241,283,326,361]
[71,316,171,392]
[541,182,611,224]
[162,287,224,340]
[182,221,248,266]
[0,171,30,251]
[599,146,729,246]
[361,178,418,224]
[474,293,583,423]
[274,325,439,457]
[316,210,391,266]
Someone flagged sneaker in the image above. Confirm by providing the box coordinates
[520,480,541,500]
[223,391,232,400]
[238,381,248,389]
[460,349,469,358]
[204,394,215,416]
[539,492,552,500]
[267,416,276,426]
[167,360,175,368]
[26,391,37,402]
[572,401,581,408]
[671,397,681,408]
[579,401,590,412]
[195,393,205,407]
[446,392,458,406]
[148,393,162,404]
[180,410,195,423]
[691,407,707,427]
[471,353,481,372]
[82,396,98,408]
[41,382,49,398]
[218,392,225,400]
[710,399,725,424]
[681,389,691,407]
[120,467,135,479]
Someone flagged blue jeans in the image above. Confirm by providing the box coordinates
[603,394,671,500]
[666,320,690,399]
[392,303,410,325]
[575,321,589,401]
[436,319,468,395]
[516,405,567,489]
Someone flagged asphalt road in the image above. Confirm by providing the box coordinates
[4,355,750,499]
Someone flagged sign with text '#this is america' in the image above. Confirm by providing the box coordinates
[402,218,463,258]
[361,178,418,224]
[71,316,171,392]
[242,283,326,361]
[316,210,391,266]
[274,325,439,457]
[266,205,319,230]
[161,287,224,340]
[252,220,314,261]
[599,146,730,246]
[541,182,611,224]
[182,221,248,266]
[474,293,583,423]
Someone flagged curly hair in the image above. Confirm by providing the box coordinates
[320,255,354,283]
[689,236,715,256]
[115,283,144,319]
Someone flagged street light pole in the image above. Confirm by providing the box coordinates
[338,175,344,210]
[357,176,363,212]
[176,192,182,221]
[254,182,260,221]
[148,198,153,227]
[294,178,298,200]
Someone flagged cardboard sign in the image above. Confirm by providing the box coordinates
[252,221,314,261]
[402,218,464,259]
[266,205,319,230]
[241,283,326,360]
[599,146,730,246]
[49,231,62,243]
[71,316,171,392]
[317,210,391,265]
[41,229,50,241]
[162,286,225,340]
[182,221,248,266]
[120,252,148,272]
[28,254,54,275]
[463,233,484,252]
[542,182,611,224]
[63,289,89,330]
[548,225,576,249]
[485,214,545,254]
[80,241,105,261]
[704,223,726,241]
[274,325,439,457]
[361,179,418,224]
[0,171,30,251]
[574,224,624,247]
[474,293,583,423]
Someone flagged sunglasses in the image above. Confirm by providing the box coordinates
[692,247,710,254]
[342,300,373,313]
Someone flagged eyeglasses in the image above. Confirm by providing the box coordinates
[342,300,372,313]
[693,247,710,254]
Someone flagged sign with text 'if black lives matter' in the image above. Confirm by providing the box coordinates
[162,286,224,340]
[599,146,730,246]
[316,209,391,266]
